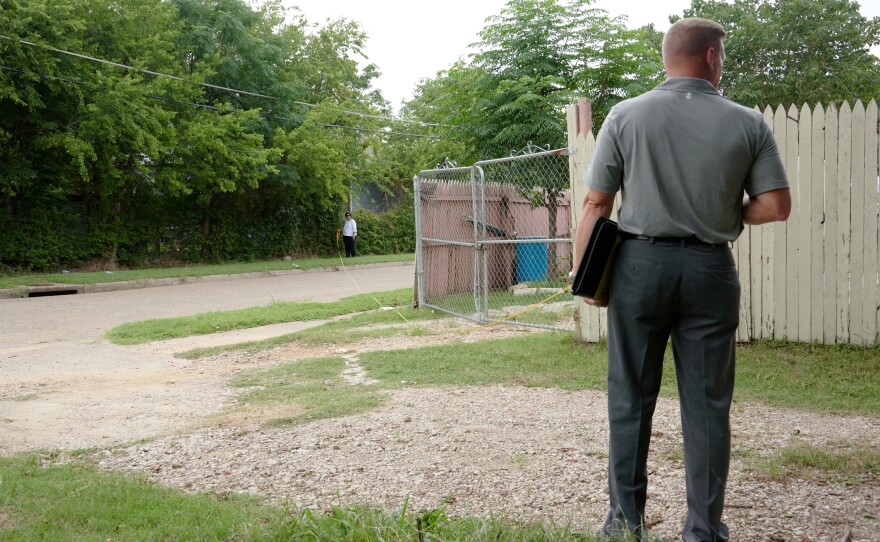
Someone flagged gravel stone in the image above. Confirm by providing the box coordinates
[94,373,879,540]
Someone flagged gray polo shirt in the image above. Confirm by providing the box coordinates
[585,77,789,243]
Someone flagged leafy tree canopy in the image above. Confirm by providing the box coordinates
[678,0,880,108]
[405,0,664,161]
[0,0,404,270]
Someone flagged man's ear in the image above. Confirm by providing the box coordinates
[705,46,722,85]
[705,47,716,68]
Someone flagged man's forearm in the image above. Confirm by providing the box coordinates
[742,188,792,225]
[572,189,615,271]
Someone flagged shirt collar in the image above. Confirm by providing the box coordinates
[656,77,721,95]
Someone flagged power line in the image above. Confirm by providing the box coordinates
[289,98,448,127]
[0,33,450,127]
[0,34,277,100]
[1,65,441,139]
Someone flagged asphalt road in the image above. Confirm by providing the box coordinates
[0,262,415,453]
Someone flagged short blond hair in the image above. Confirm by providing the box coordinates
[662,18,726,62]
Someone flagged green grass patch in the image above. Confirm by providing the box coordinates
[637,340,880,415]
[521,280,570,289]
[751,441,880,482]
[0,254,414,289]
[177,305,446,359]
[362,333,606,389]
[278,502,607,541]
[0,454,613,541]
[0,453,293,541]
[215,329,879,420]
[441,289,571,319]
[218,332,602,429]
[358,335,879,415]
[228,356,385,427]
[734,341,880,415]
[509,304,574,327]
[106,288,414,345]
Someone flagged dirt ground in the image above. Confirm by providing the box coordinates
[0,263,416,453]
[1,263,878,540]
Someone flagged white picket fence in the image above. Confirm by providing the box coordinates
[568,99,880,346]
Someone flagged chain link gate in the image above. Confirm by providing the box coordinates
[414,148,575,331]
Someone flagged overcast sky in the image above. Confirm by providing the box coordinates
[281,0,880,112]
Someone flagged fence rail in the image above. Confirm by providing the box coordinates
[415,149,575,332]
[568,99,880,346]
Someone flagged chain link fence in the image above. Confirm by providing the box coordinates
[414,148,574,331]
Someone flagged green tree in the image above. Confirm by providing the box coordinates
[0,0,87,202]
[164,107,279,240]
[403,63,490,165]
[291,16,377,104]
[406,0,663,161]
[473,0,663,143]
[68,0,186,264]
[679,0,880,107]
[0,0,186,266]
[0,0,409,270]
[173,0,296,113]
[272,101,379,216]
[404,0,663,276]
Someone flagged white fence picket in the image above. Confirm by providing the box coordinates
[863,100,879,345]
[785,105,801,341]
[823,104,839,344]
[761,106,776,339]
[837,103,853,342]
[798,104,813,342]
[772,105,789,340]
[737,226,751,342]
[852,102,867,344]
[567,104,602,342]
[810,104,826,341]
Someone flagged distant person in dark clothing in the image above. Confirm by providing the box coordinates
[342,211,357,257]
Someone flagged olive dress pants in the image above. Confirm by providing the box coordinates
[600,238,740,542]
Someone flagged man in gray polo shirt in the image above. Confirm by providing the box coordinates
[573,18,791,541]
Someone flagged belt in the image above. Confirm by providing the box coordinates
[618,231,724,247]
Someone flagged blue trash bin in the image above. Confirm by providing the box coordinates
[515,237,548,282]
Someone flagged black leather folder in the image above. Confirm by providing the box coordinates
[571,216,621,299]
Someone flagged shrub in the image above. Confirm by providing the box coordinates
[349,204,415,256]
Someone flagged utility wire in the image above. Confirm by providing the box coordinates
[1,65,440,139]
[290,99,448,127]
[0,33,450,127]
[0,34,277,100]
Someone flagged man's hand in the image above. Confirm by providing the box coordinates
[569,270,609,307]
[582,292,608,308]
